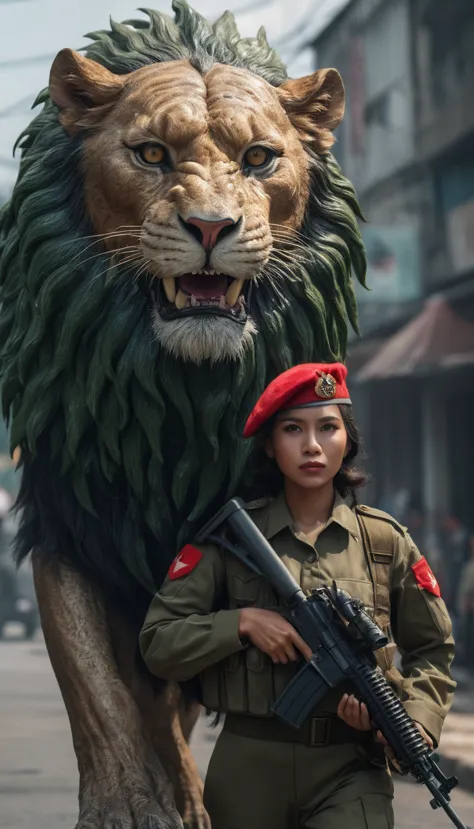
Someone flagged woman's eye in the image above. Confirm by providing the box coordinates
[321,424,337,432]
[243,146,276,171]
[283,424,300,432]
[135,143,167,166]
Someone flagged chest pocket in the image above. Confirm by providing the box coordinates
[231,572,261,606]
[226,557,277,610]
[199,553,293,716]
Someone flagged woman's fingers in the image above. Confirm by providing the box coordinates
[414,721,434,749]
[337,694,372,731]
[337,693,350,719]
[374,723,432,772]
[359,702,371,730]
[283,640,299,662]
[289,629,313,661]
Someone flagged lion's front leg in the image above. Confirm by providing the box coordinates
[32,551,182,829]
[135,683,209,829]
[108,607,209,829]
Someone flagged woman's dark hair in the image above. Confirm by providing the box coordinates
[239,405,368,506]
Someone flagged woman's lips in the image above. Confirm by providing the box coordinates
[299,461,326,470]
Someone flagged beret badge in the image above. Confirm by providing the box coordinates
[315,372,337,399]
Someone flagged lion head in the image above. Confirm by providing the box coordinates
[0,1,365,601]
[48,30,352,364]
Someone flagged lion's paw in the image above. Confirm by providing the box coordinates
[76,770,183,829]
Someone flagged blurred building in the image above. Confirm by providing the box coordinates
[313,0,474,536]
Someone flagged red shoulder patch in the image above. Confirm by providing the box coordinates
[168,545,203,581]
[412,556,441,597]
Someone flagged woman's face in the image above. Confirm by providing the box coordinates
[266,405,349,491]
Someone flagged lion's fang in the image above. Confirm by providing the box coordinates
[175,289,188,310]
[162,277,176,303]
[225,279,243,307]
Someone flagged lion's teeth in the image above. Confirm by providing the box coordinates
[219,295,226,308]
[225,279,243,307]
[190,295,197,307]
[175,289,188,310]
[162,277,176,303]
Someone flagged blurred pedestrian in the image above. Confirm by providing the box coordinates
[458,535,474,670]
[441,514,469,633]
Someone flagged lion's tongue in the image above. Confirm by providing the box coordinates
[178,273,227,298]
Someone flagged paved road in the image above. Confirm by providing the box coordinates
[1,634,473,829]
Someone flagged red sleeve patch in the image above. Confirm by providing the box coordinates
[412,556,441,597]
[168,544,203,581]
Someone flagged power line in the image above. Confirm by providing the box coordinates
[0,53,54,70]
[233,0,275,16]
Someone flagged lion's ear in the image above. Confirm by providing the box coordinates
[49,49,125,133]
[278,68,345,152]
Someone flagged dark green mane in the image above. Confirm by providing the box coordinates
[0,1,365,609]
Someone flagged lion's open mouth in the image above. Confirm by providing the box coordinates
[151,269,248,324]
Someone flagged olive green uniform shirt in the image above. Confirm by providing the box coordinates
[140,493,455,745]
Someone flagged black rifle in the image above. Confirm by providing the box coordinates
[197,498,469,829]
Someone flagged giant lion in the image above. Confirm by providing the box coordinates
[0,2,366,827]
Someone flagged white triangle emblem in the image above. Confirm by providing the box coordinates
[173,556,188,574]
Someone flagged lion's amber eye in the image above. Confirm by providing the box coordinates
[138,144,166,165]
[244,146,271,168]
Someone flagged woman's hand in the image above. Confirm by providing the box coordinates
[238,608,313,664]
[336,693,372,730]
[375,721,434,764]
[337,693,434,764]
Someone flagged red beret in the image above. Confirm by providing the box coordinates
[243,363,351,438]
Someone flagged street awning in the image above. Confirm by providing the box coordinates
[346,338,386,373]
[357,296,474,381]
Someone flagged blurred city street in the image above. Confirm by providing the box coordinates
[1,631,474,829]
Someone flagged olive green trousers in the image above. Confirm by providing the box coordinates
[203,728,394,829]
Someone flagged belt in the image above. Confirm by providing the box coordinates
[224,713,369,747]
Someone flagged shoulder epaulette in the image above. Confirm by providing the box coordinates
[355,504,407,535]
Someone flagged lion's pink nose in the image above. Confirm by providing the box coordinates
[183,216,237,251]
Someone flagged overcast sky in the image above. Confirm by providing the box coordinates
[0,0,348,190]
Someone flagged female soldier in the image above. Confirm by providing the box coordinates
[140,363,455,829]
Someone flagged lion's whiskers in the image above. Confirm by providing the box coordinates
[269,223,311,244]
[69,236,141,268]
[132,261,151,285]
[269,247,307,265]
[270,232,309,252]
[72,244,141,271]
[73,225,142,244]
[87,251,145,287]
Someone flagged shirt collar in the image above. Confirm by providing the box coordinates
[263,491,295,539]
[261,489,359,540]
[330,491,360,538]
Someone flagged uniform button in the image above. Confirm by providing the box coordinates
[307,554,316,564]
